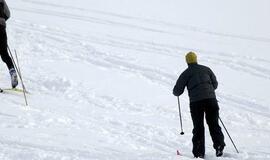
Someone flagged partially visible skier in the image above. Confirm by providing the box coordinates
[0,0,18,88]
[173,52,225,158]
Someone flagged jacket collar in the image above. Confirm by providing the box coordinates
[188,63,198,67]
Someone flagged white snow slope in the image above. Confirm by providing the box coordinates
[1,0,270,159]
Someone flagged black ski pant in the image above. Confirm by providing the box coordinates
[0,25,14,70]
[190,98,225,156]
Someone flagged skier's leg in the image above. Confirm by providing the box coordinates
[0,26,14,70]
[205,98,225,150]
[0,26,18,88]
[190,101,205,157]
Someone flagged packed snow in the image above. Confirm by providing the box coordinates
[1,0,270,159]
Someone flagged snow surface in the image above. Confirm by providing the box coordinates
[1,0,270,159]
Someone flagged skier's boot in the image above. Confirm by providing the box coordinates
[193,140,205,159]
[216,145,224,157]
[9,68,18,88]
[194,154,204,159]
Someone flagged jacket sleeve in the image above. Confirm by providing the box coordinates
[173,71,188,96]
[0,1,3,11]
[209,69,218,89]
[3,0,10,20]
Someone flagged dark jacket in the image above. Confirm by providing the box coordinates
[0,0,10,27]
[173,63,218,102]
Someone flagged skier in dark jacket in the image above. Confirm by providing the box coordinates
[173,52,225,158]
[0,0,18,88]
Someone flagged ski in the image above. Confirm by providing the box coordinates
[0,88,29,94]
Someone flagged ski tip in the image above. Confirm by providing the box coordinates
[177,150,182,156]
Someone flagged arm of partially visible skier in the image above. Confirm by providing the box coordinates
[3,0,10,20]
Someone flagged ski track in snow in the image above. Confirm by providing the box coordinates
[11,20,270,82]
[15,0,270,43]
[1,1,270,159]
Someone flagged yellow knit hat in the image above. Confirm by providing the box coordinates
[185,51,197,64]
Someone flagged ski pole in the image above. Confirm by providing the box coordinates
[219,117,239,153]
[14,49,28,106]
[177,97,184,135]
[7,45,28,106]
